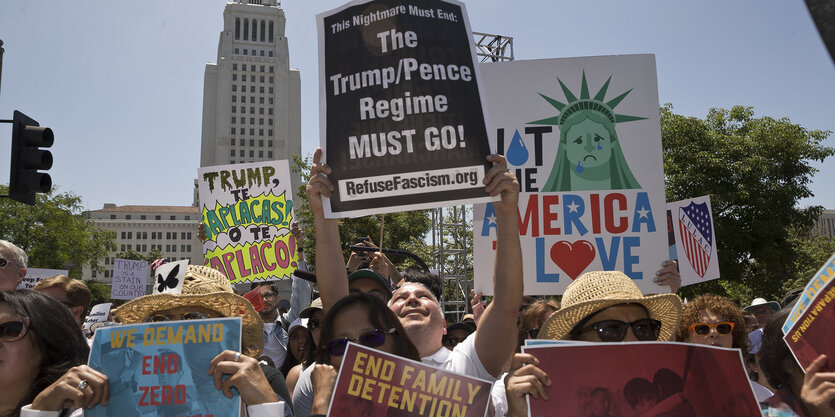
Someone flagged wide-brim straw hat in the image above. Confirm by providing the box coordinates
[113,265,264,358]
[539,271,682,341]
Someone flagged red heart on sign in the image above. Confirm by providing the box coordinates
[550,240,596,280]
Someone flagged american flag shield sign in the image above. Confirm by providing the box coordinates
[678,202,713,277]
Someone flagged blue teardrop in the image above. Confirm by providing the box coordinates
[576,161,584,173]
[597,143,602,150]
[505,130,529,166]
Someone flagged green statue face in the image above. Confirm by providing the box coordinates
[564,118,612,172]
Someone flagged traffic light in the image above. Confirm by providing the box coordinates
[9,110,53,205]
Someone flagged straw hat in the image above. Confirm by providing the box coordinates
[539,271,682,341]
[113,265,264,358]
[744,298,780,313]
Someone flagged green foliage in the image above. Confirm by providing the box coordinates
[85,279,112,305]
[662,105,834,303]
[0,185,114,277]
[113,247,163,263]
[291,154,433,270]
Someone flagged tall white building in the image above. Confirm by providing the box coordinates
[200,0,301,186]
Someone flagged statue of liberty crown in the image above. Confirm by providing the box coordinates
[529,71,646,126]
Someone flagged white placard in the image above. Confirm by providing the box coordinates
[110,259,148,300]
[667,196,721,286]
[17,268,69,290]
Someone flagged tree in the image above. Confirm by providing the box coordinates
[291,154,434,270]
[0,185,114,277]
[113,247,163,263]
[661,105,834,303]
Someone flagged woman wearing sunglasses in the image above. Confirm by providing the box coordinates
[499,271,682,417]
[675,294,748,351]
[308,292,420,416]
[0,290,89,417]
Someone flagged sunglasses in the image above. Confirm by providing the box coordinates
[326,328,394,356]
[577,319,662,342]
[261,292,277,300]
[0,316,31,342]
[308,318,320,332]
[0,257,20,269]
[689,322,734,336]
[442,335,466,348]
[146,311,211,322]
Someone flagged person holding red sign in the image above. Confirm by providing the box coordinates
[500,270,682,417]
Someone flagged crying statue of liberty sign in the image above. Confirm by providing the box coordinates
[474,55,669,295]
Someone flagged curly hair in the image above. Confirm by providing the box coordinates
[315,292,420,366]
[1,290,90,417]
[516,299,560,352]
[675,294,749,356]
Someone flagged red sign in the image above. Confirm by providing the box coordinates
[329,343,492,417]
[784,277,835,370]
[522,342,760,417]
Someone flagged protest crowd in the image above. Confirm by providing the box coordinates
[1,148,833,417]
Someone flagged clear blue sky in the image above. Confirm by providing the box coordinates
[1,0,832,211]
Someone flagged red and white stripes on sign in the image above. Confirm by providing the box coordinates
[679,218,710,278]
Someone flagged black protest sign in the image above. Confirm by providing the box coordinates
[318,0,494,217]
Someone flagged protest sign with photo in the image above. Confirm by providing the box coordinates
[84,302,113,329]
[474,55,669,295]
[317,0,495,218]
[198,159,299,283]
[783,252,835,369]
[666,196,721,286]
[111,258,148,300]
[86,317,244,417]
[328,343,492,417]
[16,268,68,290]
[522,342,760,417]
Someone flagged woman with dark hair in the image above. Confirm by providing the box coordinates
[308,293,420,416]
[0,290,90,417]
[516,300,560,352]
[758,306,835,417]
[282,318,316,394]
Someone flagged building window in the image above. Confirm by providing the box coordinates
[260,76,265,83]
[120,244,126,251]
[259,108,264,115]
[259,129,264,136]
[268,151,273,158]
[251,65,256,72]
[234,48,239,54]
[268,129,273,136]
[126,215,131,220]
[187,232,192,239]
[250,96,255,104]
[166,232,171,239]
[269,21,274,42]
[105,270,110,278]
[232,85,237,92]
[260,65,265,73]
[268,140,273,147]
[250,128,255,135]
[249,139,255,146]
[140,215,146,220]
[269,87,274,94]
[269,98,273,104]
[250,86,255,93]
[260,87,265,94]
[260,50,264,57]
[121,232,126,239]
[232,96,236,103]
[269,51,273,57]
[110,214,116,219]
[231,149,235,156]
[250,118,255,124]
[232,106,236,113]
[259,151,264,157]
[259,140,264,146]
[259,118,264,125]
[231,138,236,145]
[235,18,240,40]
[249,150,254,157]
[185,216,190,221]
[243,18,249,41]
[242,74,247,82]
[269,119,273,126]
[269,66,274,73]
[231,116,236,124]
[155,215,161,220]
[170,216,176,220]
[260,20,266,42]
[181,232,186,240]
[231,128,236,135]
[268,108,273,115]
[232,74,237,81]
[233,64,238,71]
